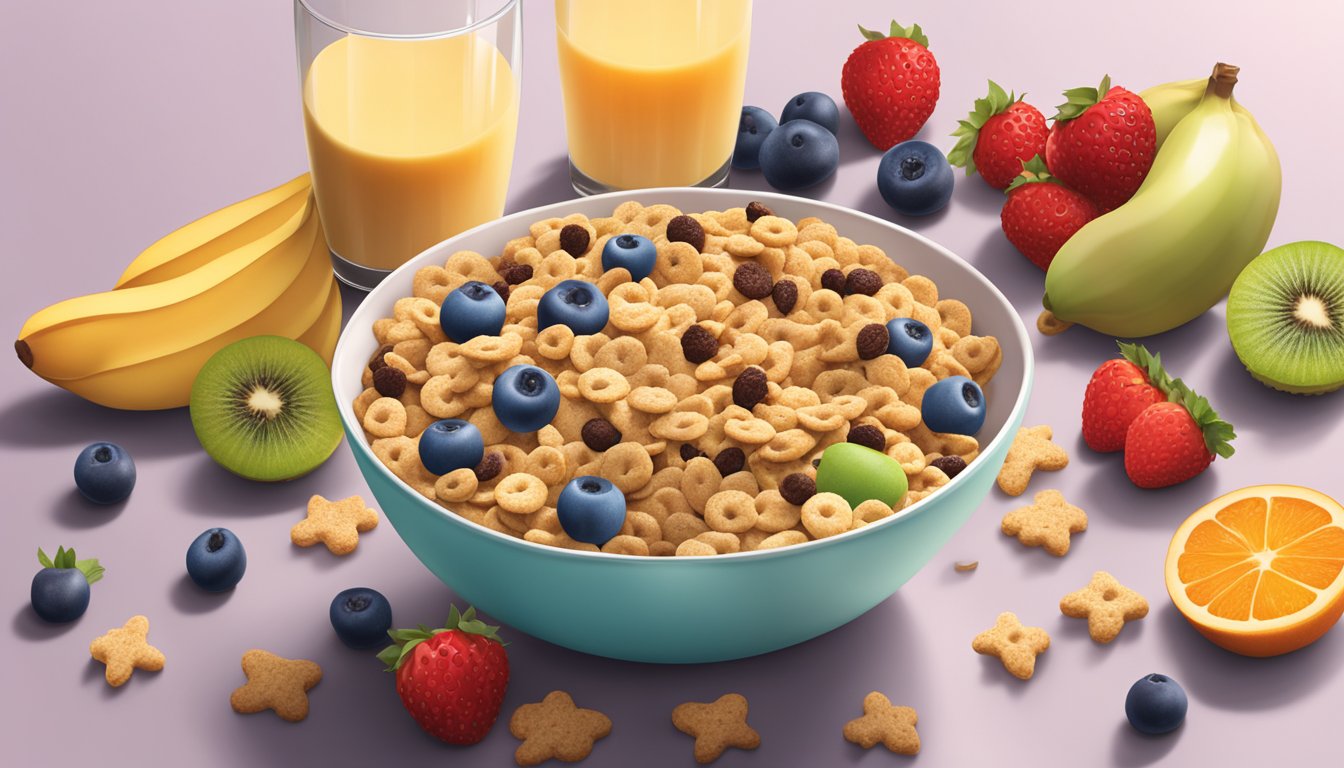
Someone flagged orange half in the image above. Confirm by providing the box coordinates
[1165,484,1344,657]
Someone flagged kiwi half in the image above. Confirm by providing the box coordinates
[1227,241,1344,394]
[189,335,342,481]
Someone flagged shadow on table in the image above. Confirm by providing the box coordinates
[1109,719,1183,767]
[1204,343,1344,447]
[51,487,126,529]
[175,445,352,518]
[507,155,577,214]
[11,603,82,642]
[0,388,197,459]
[169,573,235,614]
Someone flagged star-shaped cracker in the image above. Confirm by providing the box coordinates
[89,615,165,687]
[996,425,1069,496]
[1001,489,1088,556]
[843,691,920,755]
[230,650,322,722]
[972,612,1051,680]
[1060,571,1150,643]
[672,693,761,764]
[509,690,612,767]
[291,494,378,555]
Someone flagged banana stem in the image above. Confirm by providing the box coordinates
[15,339,33,369]
[1207,62,1239,98]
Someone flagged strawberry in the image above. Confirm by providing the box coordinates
[1000,156,1099,270]
[1124,375,1236,490]
[948,81,1049,190]
[841,21,940,151]
[1081,341,1167,452]
[378,605,509,745]
[1045,75,1156,211]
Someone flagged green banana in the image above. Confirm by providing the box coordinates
[1141,76,1252,149]
[1043,64,1281,338]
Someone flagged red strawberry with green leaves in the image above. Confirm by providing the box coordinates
[840,21,940,151]
[1124,376,1236,490]
[949,81,1049,190]
[1000,156,1099,270]
[378,605,509,745]
[1045,75,1156,211]
[1081,341,1167,452]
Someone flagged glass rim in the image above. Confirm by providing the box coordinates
[296,0,519,40]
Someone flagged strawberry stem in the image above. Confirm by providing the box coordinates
[378,604,505,672]
[1052,75,1112,123]
[857,21,929,48]
[1117,341,1236,458]
[1004,155,1064,193]
[949,80,1023,175]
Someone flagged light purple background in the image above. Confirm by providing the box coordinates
[4,1,1344,765]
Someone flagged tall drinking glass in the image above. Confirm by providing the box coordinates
[296,0,521,290]
[555,0,752,194]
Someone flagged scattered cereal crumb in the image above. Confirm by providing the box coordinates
[672,693,760,764]
[229,649,322,722]
[1059,571,1149,643]
[842,691,919,755]
[1001,489,1087,556]
[89,615,165,687]
[510,690,612,767]
[972,611,1050,680]
[997,425,1069,496]
[291,495,379,556]
[1037,309,1073,335]
[953,560,979,572]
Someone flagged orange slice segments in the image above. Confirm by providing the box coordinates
[1165,484,1344,657]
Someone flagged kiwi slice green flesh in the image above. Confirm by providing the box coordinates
[1227,240,1344,395]
[189,335,342,481]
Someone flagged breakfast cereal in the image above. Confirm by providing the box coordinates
[229,649,323,722]
[672,693,761,764]
[509,690,612,766]
[972,611,1050,680]
[842,691,920,755]
[89,615,165,687]
[1059,570,1149,643]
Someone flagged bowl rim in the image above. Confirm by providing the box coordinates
[334,186,1035,564]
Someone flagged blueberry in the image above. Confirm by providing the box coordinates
[733,106,778,170]
[758,119,839,191]
[493,365,561,433]
[781,91,839,135]
[601,234,658,282]
[921,376,986,435]
[1125,673,1188,735]
[537,279,609,335]
[30,546,101,623]
[557,476,627,546]
[877,140,955,216]
[440,280,507,342]
[885,318,934,368]
[186,528,247,592]
[74,442,136,505]
[418,419,485,475]
[330,587,393,650]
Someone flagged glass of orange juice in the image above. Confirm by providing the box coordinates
[555,0,752,194]
[295,0,521,290]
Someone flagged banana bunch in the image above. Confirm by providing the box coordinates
[1042,64,1281,338]
[15,174,342,410]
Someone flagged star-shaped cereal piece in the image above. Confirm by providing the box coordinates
[672,693,761,764]
[509,690,612,767]
[1060,570,1150,643]
[291,494,378,555]
[842,691,920,755]
[1001,489,1088,556]
[89,615,165,687]
[996,425,1069,496]
[229,650,322,722]
[972,612,1051,680]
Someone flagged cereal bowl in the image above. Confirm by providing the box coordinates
[335,187,1033,663]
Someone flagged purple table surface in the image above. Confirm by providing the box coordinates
[4,1,1343,765]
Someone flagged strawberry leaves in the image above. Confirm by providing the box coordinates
[1115,341,1236,459]
[1005,155,1060,193]
[857,20,929,48]
[1053,75,1112,122]
[949,80,1023,174]
[37,546,105,584]
[378,604,505,672]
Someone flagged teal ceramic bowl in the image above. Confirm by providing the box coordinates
[334,188,1033,663]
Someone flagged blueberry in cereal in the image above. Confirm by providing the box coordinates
[601,234,657,281]
[557,476,627,546]
[185,527,247,592]
[419,419,485,475]
[492,365,561,433]
[441,280,507,343]
[886,317,934,368]
[921,375,986,435]
[74,441,135,505]
[537,279,610,335]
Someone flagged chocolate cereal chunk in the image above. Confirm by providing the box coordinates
[473,452,503,482]
[847,424,886,452]
[492,281,511,301]
[503,263,534,285]
[732,366,768,410]
[372,365,407,399]
[820,268,847,293]
[680,444,707,462]
[368,344,394,372]
[771,279,798,315]
[714,447,746,477]
[733,262,774,300]
[844,268,882,296]
[780,473,817,505]
[745,201,774,222]
[666,214,706,252]
[681,325,719,364]
[581,418,622,452]
[856,323,891,360]
[559,224,591,257]
[930,455,967,479]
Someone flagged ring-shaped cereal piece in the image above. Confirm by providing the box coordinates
[434,468,479,503]
[953,335,997,374]
[723,415,776,445]
[525,446,568,486]
[852,499,896,529]
[577,367,631,404]
[523,529,600,552]
[611,301,662,333]
[801,492,853,539]
[796,220,838,247]
[696,270,734,302]
[602,535,650,556]
[626,510,663,545]
[568,333,610,372]
[599,442,655,494]
[725,233,765,258]
[650,410,710,442]
[755,429,818,463]
[353,387,380,424]
[363,397,408,438]
[663,511,711,546]
[681,531,741,556]
[723,300,769,338]
[444,250,497,282]
[902,275,939,306]
[629,386,678,414]
[592,336,647,375]
[459,333,523,364]
[718,468,760,497]
[754,490,803,533]
[703,490,759,533]
[749,215,799,247]
[535,324,575,361]
[413,265,454,304]
[796,404,847,433]
[494,473,548,514]
[418,376,468,418]
[758,341,795,383]
[655,240,704,284]
[756,530,809,550]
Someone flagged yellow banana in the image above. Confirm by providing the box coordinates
[1141,76,1253,151]
[295,280,344,367]
[1043,64,1281,338]
[116,173,311,288]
